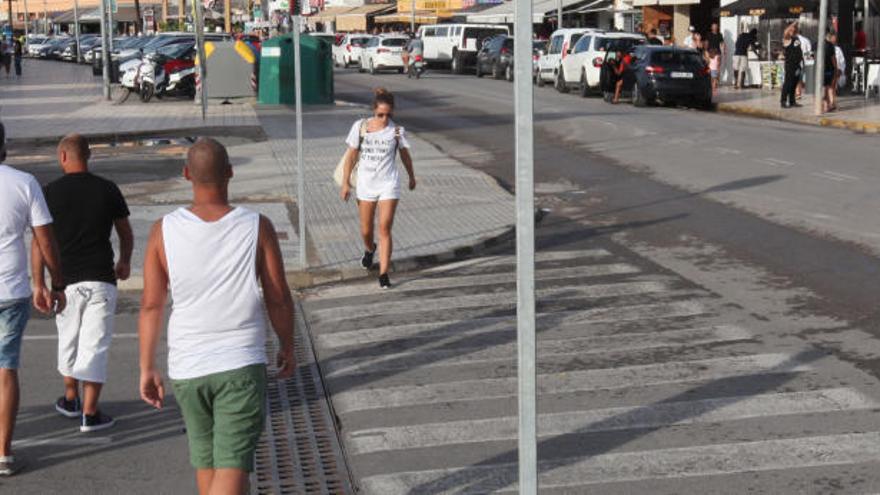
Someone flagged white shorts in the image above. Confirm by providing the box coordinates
[357,184,400,202]
[56,281,118,383]
[733,55,748,72]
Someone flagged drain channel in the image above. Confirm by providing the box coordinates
[253,301,353,494]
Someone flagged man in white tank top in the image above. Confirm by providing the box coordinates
[138,138,295,495]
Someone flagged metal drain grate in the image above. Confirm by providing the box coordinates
[253,300,354,494]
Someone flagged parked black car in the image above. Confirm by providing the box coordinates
[475,35,513,81]
[602,45,712,109]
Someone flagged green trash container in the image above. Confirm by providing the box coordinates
[258,34,334,106]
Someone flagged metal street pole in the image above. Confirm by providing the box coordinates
[23,0,29,49]
[556,0,562,29]
[224,0,230,33]
[100,0,110,100]
[73,0,82,63]
[814,0,829,115]
[293,16,306,268]
[514,0,536,491]
[42,0,47,34]
[107,1,114,50]
[193,0,207,120]
[410,0,415,34]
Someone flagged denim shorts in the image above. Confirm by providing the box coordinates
[0,298,31,369]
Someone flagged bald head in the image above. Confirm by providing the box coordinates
[57,134,91,173]
[185,138,232,185]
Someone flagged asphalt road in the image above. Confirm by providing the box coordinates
[295,66,880,493]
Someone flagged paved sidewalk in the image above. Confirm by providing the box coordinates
[1,59,259,142]
[715,86,880,133]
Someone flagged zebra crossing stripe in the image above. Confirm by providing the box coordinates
[332,353,815,414]
[312,263,641,300]
[311,281,673,321]
[315,300,708,348]
[359,431,880,494]
[346,387,876,454]
[323,325,753,378]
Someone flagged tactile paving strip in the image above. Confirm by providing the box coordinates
[253,301,354,494]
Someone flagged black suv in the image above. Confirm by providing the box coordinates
[475,35,514,81]
[601,45,712,109]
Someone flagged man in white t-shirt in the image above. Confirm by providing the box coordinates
[795,25,812,99]
[0,122,66,476]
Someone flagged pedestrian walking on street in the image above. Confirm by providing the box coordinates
[12,38,22,78]
[32,134,133,433]
[1,37,12,77]
[339,88,417,289]
[0,122,66,476]
[138,138,295,495]
[781,24,804,109]
[823,30,841,113]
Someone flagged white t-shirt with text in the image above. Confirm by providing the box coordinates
[345,119,411,193]
[0,165,53,301]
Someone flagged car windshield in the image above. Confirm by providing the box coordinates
[598,37,645,52]
[650,50,704,66]
[351,37,371,47]
[158,41,195,58]
[382,38,407,47]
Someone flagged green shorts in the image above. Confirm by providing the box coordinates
[172,364,267,472]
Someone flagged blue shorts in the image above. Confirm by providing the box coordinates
[0,299,31,369]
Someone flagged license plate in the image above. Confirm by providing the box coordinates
[671,72,694,79]
[392,50,401,55]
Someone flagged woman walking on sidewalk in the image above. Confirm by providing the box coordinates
[340,88,416,289]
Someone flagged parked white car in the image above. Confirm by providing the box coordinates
[416,23,509,74]
[559,32,646,95]
[333,34,373,67]
[536,28,601,91]
[26,35,52,57]
[359,35,409,74]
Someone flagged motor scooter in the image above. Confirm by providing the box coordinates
[407,55,426,80]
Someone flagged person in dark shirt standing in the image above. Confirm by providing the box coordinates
[32,134,133,433]
[707,23,725,82]
[781,23,804,108]
[733,28,758,89]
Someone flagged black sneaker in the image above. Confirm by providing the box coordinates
[81,411,115,433]
[55,396,81,419]
[379,273,391,289]
[361,244,377,270]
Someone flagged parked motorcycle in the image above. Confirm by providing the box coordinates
[119,43,196,103]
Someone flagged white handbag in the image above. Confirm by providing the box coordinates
[333,119,367,188]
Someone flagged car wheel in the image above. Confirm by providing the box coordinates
[358,59,365,73]
[579,71,590,97]
[492,62,502,80]
[451,51,463,74]
[369,60,376,75]
[398,67,405,74]
[537,73,545,87]
[506,65,513,82]
[555,69,569,93]
[475,62,483,78]
[603,91,613,103]
[139,82,154,103]
[633,83,648,107]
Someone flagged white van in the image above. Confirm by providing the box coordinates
[559,32,646,95]
[417,23,509,73]
[536,28,602,90]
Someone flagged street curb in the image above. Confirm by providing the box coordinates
[7,125,267,147]
[716,102,880,135]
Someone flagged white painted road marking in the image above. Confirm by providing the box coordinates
[346,388,877,454]
[332,353,814,414]
[360,432,880,494]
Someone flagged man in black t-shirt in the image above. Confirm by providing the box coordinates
[707,23,726,79]
[32,134,133,433]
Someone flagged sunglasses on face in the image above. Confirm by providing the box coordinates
[375,113,392,119]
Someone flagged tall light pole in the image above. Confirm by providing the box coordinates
[410,0,415,34]
[100,0,111,100]
[293,15,306,268]
[224,0,230,33]
[193,0,207,120]
[73,0,82,63]
[557,0,562,30]
[814,0,829,115]
[42,0,47,34]
[23,0,29,48]
[514,0,536,492]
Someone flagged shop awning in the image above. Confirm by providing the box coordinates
[467,0,591,23]
[571,0,614,13]
[374,10,449,24]
[309,6,356,23]
[335,3,395,31]
[633,0,699,5]
[717,0,818,17]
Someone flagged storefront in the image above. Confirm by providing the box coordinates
[633,0,720,43]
